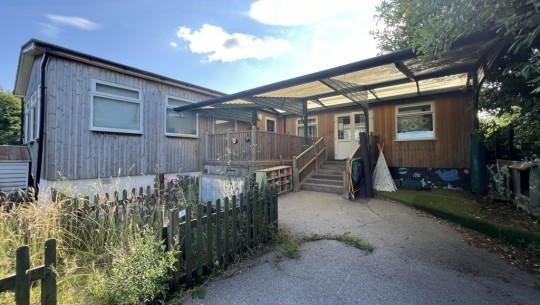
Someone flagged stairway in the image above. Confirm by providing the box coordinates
[301,160,345,194]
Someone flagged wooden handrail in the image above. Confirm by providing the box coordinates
[292,137,326,191]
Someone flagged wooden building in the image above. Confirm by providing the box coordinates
[13,39,233,195]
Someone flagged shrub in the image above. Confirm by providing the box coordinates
[89,226,178,305]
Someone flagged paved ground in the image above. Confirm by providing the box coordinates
[183,191,540,305]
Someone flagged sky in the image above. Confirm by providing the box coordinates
[0,0,383,94]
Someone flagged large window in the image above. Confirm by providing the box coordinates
[91,80,142,133]
[24,87,40,142]
[396,102,435,140]
[214,118,235,133]
[165,96,198,137]
[297,116,318,137]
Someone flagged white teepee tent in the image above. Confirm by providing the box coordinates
[372,143,398,192]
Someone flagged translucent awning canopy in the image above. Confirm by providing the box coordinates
[176,32,505,120]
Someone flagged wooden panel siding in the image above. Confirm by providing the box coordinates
[43,56,217,180]
[371,92,473,168]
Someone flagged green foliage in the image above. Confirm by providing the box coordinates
[89,226,178,305]
[0,88,21,145]
[373,0,540,158]
[273,229,301,261]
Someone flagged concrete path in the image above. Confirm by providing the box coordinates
[183,191,540,305]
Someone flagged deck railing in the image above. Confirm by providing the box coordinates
[292,137,327,191]
[204,127,315,162]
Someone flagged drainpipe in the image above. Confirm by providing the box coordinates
[302,99,309,151]
[35,50,51,195]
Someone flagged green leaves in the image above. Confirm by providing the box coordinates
[0,88,21,145]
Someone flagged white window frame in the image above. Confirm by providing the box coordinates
[24,87,40,143]
[164,95,199,138]
[395,101,436,141]
[296,115,318,137]
[266,117,276,132]
[90,80,143,134]
[213,117,236,134]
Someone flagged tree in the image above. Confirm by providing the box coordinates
[372,0,540,158]
[0,88,22,145]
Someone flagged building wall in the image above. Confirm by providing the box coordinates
[41,55,218,181]
[284,91,473,169]
[25,55,44,179]
[371,92,473,169]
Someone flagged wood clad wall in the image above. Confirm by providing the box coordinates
[371,92,473,168]
[43,56,217,180]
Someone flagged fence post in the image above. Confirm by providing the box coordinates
[41,239,57,305]
[231,195,238,258]
[224,197,230,265]
[206,201,213,272]
[15,245,30,305]
[251,125,257,162]
[215,199,222,265]
[196,204,204,275]
[184,206,193,287]
[292,156,299,192]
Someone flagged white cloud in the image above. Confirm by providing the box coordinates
[169,41,178,48]
[46,14,100,30]
[176,24,294,62]
[249,0,365,26]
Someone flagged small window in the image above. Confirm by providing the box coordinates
[297,116,318,137]
[396,102,435,140]
[214,118,235,134]
[165,96,198,137]
[266,118,276,132]
[91,80,142,133]
[24,87,40,143]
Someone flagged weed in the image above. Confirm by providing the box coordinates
[273,229,301,262]
[301,233,374,253]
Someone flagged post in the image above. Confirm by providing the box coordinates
[184,206,193,287]
[15,245,30,305]
[42,239,57,305]
[251,125,257,163]
[343,158,350,199]
[292,156,299,192]
[302,99,309,151]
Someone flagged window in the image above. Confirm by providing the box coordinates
[266,118,276,132]
[214,118,235,133]
[353,114,366,141]
[297,116,318,137]
[91,80,142,133]
[24,87,40,142]
[396,102,435,140]
[165,96,198,137]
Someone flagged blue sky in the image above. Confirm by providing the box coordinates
[0,0,382,94]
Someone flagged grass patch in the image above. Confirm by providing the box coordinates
[273,229,301,261]
[378,189,540,252]
[301,233,374,253]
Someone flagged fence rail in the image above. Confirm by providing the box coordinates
[0,239,57,305]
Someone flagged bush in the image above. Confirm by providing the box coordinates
[90,226,178,305]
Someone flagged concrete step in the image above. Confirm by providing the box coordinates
[306,178,342,186]
[301,182,342,194]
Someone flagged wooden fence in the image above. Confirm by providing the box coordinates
[205,127,315,162]
[0,239,57,305]
[166,183,278,288]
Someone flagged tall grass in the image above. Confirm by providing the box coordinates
[0,176,199,304]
